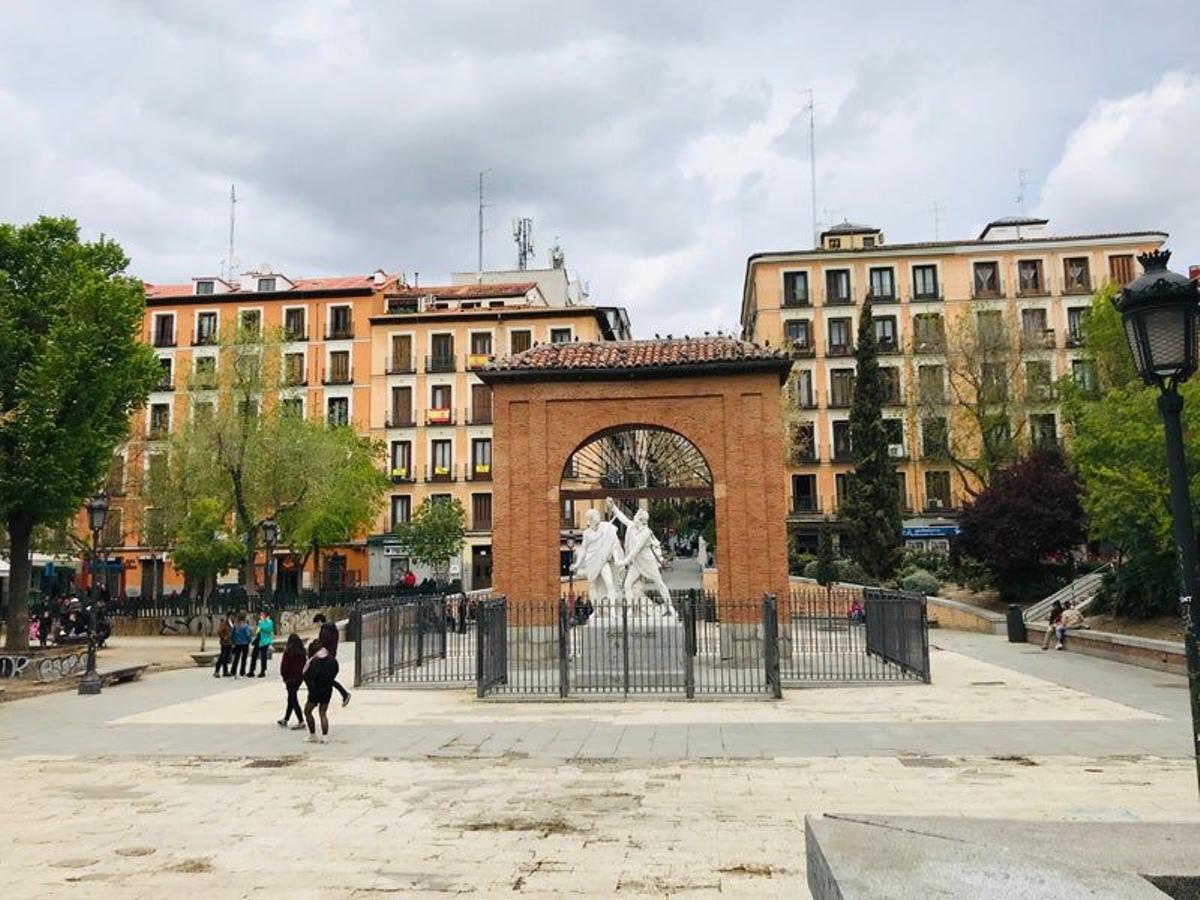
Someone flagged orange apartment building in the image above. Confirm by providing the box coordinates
[740,216,1166,554]
[98,266,629,599]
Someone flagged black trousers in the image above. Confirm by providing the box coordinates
[283,682,303,723]
[249,645,267,676]
[231,644,249,675]
[214,644,232,676]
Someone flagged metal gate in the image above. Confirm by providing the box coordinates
[355,592,489,687]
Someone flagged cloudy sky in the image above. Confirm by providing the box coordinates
[2,1,1197,336]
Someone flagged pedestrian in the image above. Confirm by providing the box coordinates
[251,610,275,677]
[1041,599,1064,650]
[231,613,252,677]
[402,568,416,590]
[312,614,351,707]
[302,638,339,743]
[214,613,233,678]
[277,634,307,730]
[37,608,52,648]
[1055,600,1089,650]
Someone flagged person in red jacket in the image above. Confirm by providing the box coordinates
[277,634,307,729]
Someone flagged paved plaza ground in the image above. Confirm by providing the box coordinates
[1,630,1197,898]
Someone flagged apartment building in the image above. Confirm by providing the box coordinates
[99,267,629,599]
[740,217,1166,552]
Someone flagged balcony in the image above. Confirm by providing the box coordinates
[921,444,950,461]
[866,288,897,304]
[472,515,493,532]
[1027,383,1058,403]
[882,391,903,407]
[795,393,817,411]
[781,295,811,309]
[972,281,1005,300]
[789,497,820,516]
[152,333,176,348]
[1020,329,1057,350]
[284,329,308,343]
[148,424,170,441]
[466,462,492,481]
[876,338,901,355]
[466,353,494,370]
[322,369,353,385]
[826,342,854,358]
[386,357,416,374]
[923,499,954,514]
[913,337,946,354]
[788,342,816,359]
[155,377,175,392]
[425,408,456,426]
[327,325,354,340]
[388,466,415,484]
[1065,332,1085,348]
[1016,280,1050,298]
[283,372,307,387]
[426,464,458,483]
[828,394,853,410]
[910,288,943,303]
[468,407,493,426]
[788,446,817,464]
[832,445,854,462]
[385,411,415,428]
[426,354,457,374]
[825,293,853,307]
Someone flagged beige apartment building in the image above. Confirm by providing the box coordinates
[740,217,1166,553]
[99,266,628,599]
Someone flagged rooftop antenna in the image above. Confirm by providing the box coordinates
[806,89,818,248]
[222,184,239,282]
[548,236,565,269]
[512,217,534,271]
[1016,168,1031,216]
[476,170,491,283]
[931,201,941,240]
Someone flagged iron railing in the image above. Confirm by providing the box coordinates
[862,587,931,682]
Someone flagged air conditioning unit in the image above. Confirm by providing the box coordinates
[928,499,944,510]
[888,444,904,458]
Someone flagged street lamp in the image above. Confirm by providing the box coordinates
[78,492,109,696]
[262,518,278,609]
[1113,248,1200,789]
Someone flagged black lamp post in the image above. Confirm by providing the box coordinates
[262,518,278,609]
[1113,249,1200,789]
[78,492,109,696]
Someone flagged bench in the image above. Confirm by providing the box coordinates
[191,652,218,667]
[54,634,91,647]
[95,664,148,686]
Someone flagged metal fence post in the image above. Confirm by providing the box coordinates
[475,602,486,698]
[558,596,570,699]
[352,607,362,688]
[763,593,782,699]
[684,592,695,699]
[919,595,932,684]
[621,599,630,697]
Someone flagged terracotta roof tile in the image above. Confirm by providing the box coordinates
[487,336,787,372]
[385,282,537,300]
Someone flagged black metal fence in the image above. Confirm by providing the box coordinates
[863,587,931,682]
[355,591,491,687]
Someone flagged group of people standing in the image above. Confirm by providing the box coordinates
[213,611,275,678]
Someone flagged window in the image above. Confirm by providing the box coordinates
[431,384,452,410]
[431,439,453,478]
[981,362,1007,402]
[828,237,842,250]
[880,367,901,404]
[830,369,855,407]
[471,384,493,425]
[1020,308,1050,347]
[789,421,816,462]
[791,474,818,512]
[102,507,123,548]
[868,267,895,300]
[1017,259,1044,294]
[149,403,170,438]
[918,364,945,404]
[156,357,173,390]
[783,271,809,307]
[986,419,1013,453]
[825,269,851,304]
[284,308,306,340]
[874,316,898,351]
[925,471,951,509]
[973,261,1000,297]
[280,397,303,418]
[895,472,908,510]
[550,327,572,344]
[1067,307,1089,345]
[976,310,1005,348]
[389,386,412,426]
[921,417,948,458]
[195,280,215,295]
[1026,360,1054,401]
[389,334,413,372]
[793,370,814,408]
[470,332,493,355]
[153,314,175,347]
[832,420,853,460]
[510,330,532,354]
[239,309,261,337]
[862,236,876,248]
[912,265,939,300]
[391,495,412,528]
[835,472,850,506]
[329,305,353,339]
[472,493,493,531]
[883,418,904,450]
[913,313,944,352]
[390,441,412,479]
[1031,413,1057,448]
[237,397,259,420]
[430,334,455,371]
[1063,257,1091,293]
[195,311,218,345]
[192,400,214,424]
[471,438,492,477]
[326,397,349,427]
[106,454,125,496]
[327,350,350,384]
[1109,254,1134,284]
[257,277,276,292]
[785,319,811,348]
[284,352,305,385]
[828,317,852,353]
[1072,359,1097,394]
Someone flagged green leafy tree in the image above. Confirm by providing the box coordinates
[814,519,838,595]
[171,498,244,607]
[838,298,903,578]
[394,497,466,585]
[0,218,160,649]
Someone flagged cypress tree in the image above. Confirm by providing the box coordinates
[839,297,903,578]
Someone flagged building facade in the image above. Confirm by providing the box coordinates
[740,217,1166,552]
[99,268,628,599]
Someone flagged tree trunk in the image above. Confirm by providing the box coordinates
[5,510,34,652]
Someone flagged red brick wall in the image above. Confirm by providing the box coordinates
[491,371,789,610]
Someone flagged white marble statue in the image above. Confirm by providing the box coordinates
[697,534,708,567]
[572,508,621,615]
[606,498,676,617]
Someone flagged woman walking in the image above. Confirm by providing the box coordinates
[277,634,307,730]
[302,637,339,743]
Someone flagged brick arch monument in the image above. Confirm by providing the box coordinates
[477,337,792,604]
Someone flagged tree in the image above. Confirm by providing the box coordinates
[958,447,1085,601]
[171,498,244,607]
[394,498,466,584]
[838,298,903,578]
[0,218,160,650]
[814,518,837,595]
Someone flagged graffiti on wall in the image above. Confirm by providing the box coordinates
[0,649,89,682]
[158,609,333,638]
